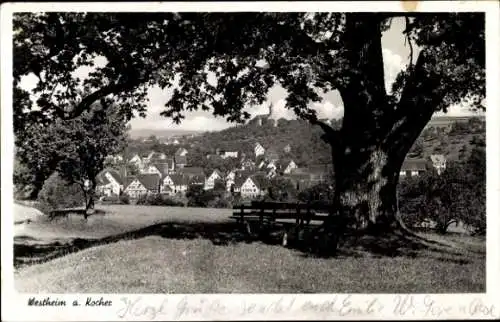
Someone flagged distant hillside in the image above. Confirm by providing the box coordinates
[124,115,485,173]
[426,115,485,128]
[128,129,202,139]
[182,115,485,168]
[186,118,338,168]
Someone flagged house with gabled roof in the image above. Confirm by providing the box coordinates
[400,158,429,177]
[224,169,241,192]
[180,167,205,179]
[162,174,189,195]
[217,142,240,159]
[141,160,174,177]
[174,154,187,169]
[204,169,224,190]
[123,174,161,198]
[254,142,265,158]
[239,174,270,198]
[129,153,143,169]
[240,159,256,171]
[96,169,124,196]
[175,147,188,157]
[278,159,298,175]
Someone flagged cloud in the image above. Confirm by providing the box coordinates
[130,112,231,131]
[312,100,344,120]
[382,48,407,94]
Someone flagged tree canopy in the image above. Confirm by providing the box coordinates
[15,102,129,200]
[14,12,484,130]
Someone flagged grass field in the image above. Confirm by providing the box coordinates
[13,203,486,293]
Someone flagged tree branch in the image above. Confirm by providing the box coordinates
[384,50,445,158]
[404,17,414,69]
[55,77,140,120]
[309,117,342,147]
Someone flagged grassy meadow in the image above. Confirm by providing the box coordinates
[13,203,486,293]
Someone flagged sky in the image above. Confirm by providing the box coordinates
[19,17,481,132]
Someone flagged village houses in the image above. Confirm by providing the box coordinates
[221,151,239,159]
[278,159,298,175]
[123,174,161,198]
[161,174,189,195]
[96,169,124,197]
[141,160,174,177]
[224,170,237,192]
[240,159,256,171]
[175,147,188,157]
[238,174,269,198]
[204,169,224,190]
[129,153,143,169]
[399,159,428,177]
[254,142,265,158]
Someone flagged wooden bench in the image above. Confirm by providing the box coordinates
[48,208,104,220]
[230,201,334,237]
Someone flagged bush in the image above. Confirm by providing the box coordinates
[37,172,85,214]
[207,196,232,209]
[119,194,130,205]
[136,193,184,206]
[397,157,486,235]
[298,183,334,203]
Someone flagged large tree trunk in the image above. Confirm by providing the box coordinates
[332,141,405,235]
[83,179,96,219]
[319,14,445,242]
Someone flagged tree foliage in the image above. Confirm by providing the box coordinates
[398,149,485,235]
[37,172,86,213]
[14,12,484,129]
[16,102,129,202]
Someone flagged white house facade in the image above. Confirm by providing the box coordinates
[254,143,265,158]
[240,177,262,198]
[129,154,143,169]
[124,179,148,198]
[176,148,188,156]
[204,170,223,190]
[161,175,188,195]
[221,151,239,159]
[283,160,298,174]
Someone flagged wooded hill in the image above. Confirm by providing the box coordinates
[174,115,486,168]
[122,115,485,173]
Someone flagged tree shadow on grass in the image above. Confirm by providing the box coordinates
[14,218,482,269]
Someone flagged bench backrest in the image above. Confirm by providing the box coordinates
[232,201,333,212]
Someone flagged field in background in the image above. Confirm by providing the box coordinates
[13,203,486,293]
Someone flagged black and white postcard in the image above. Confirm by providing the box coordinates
[1,1,499,321]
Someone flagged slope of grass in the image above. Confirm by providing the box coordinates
[13,204,485,293]
[15,204,232,241]
[14,236,485,293]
